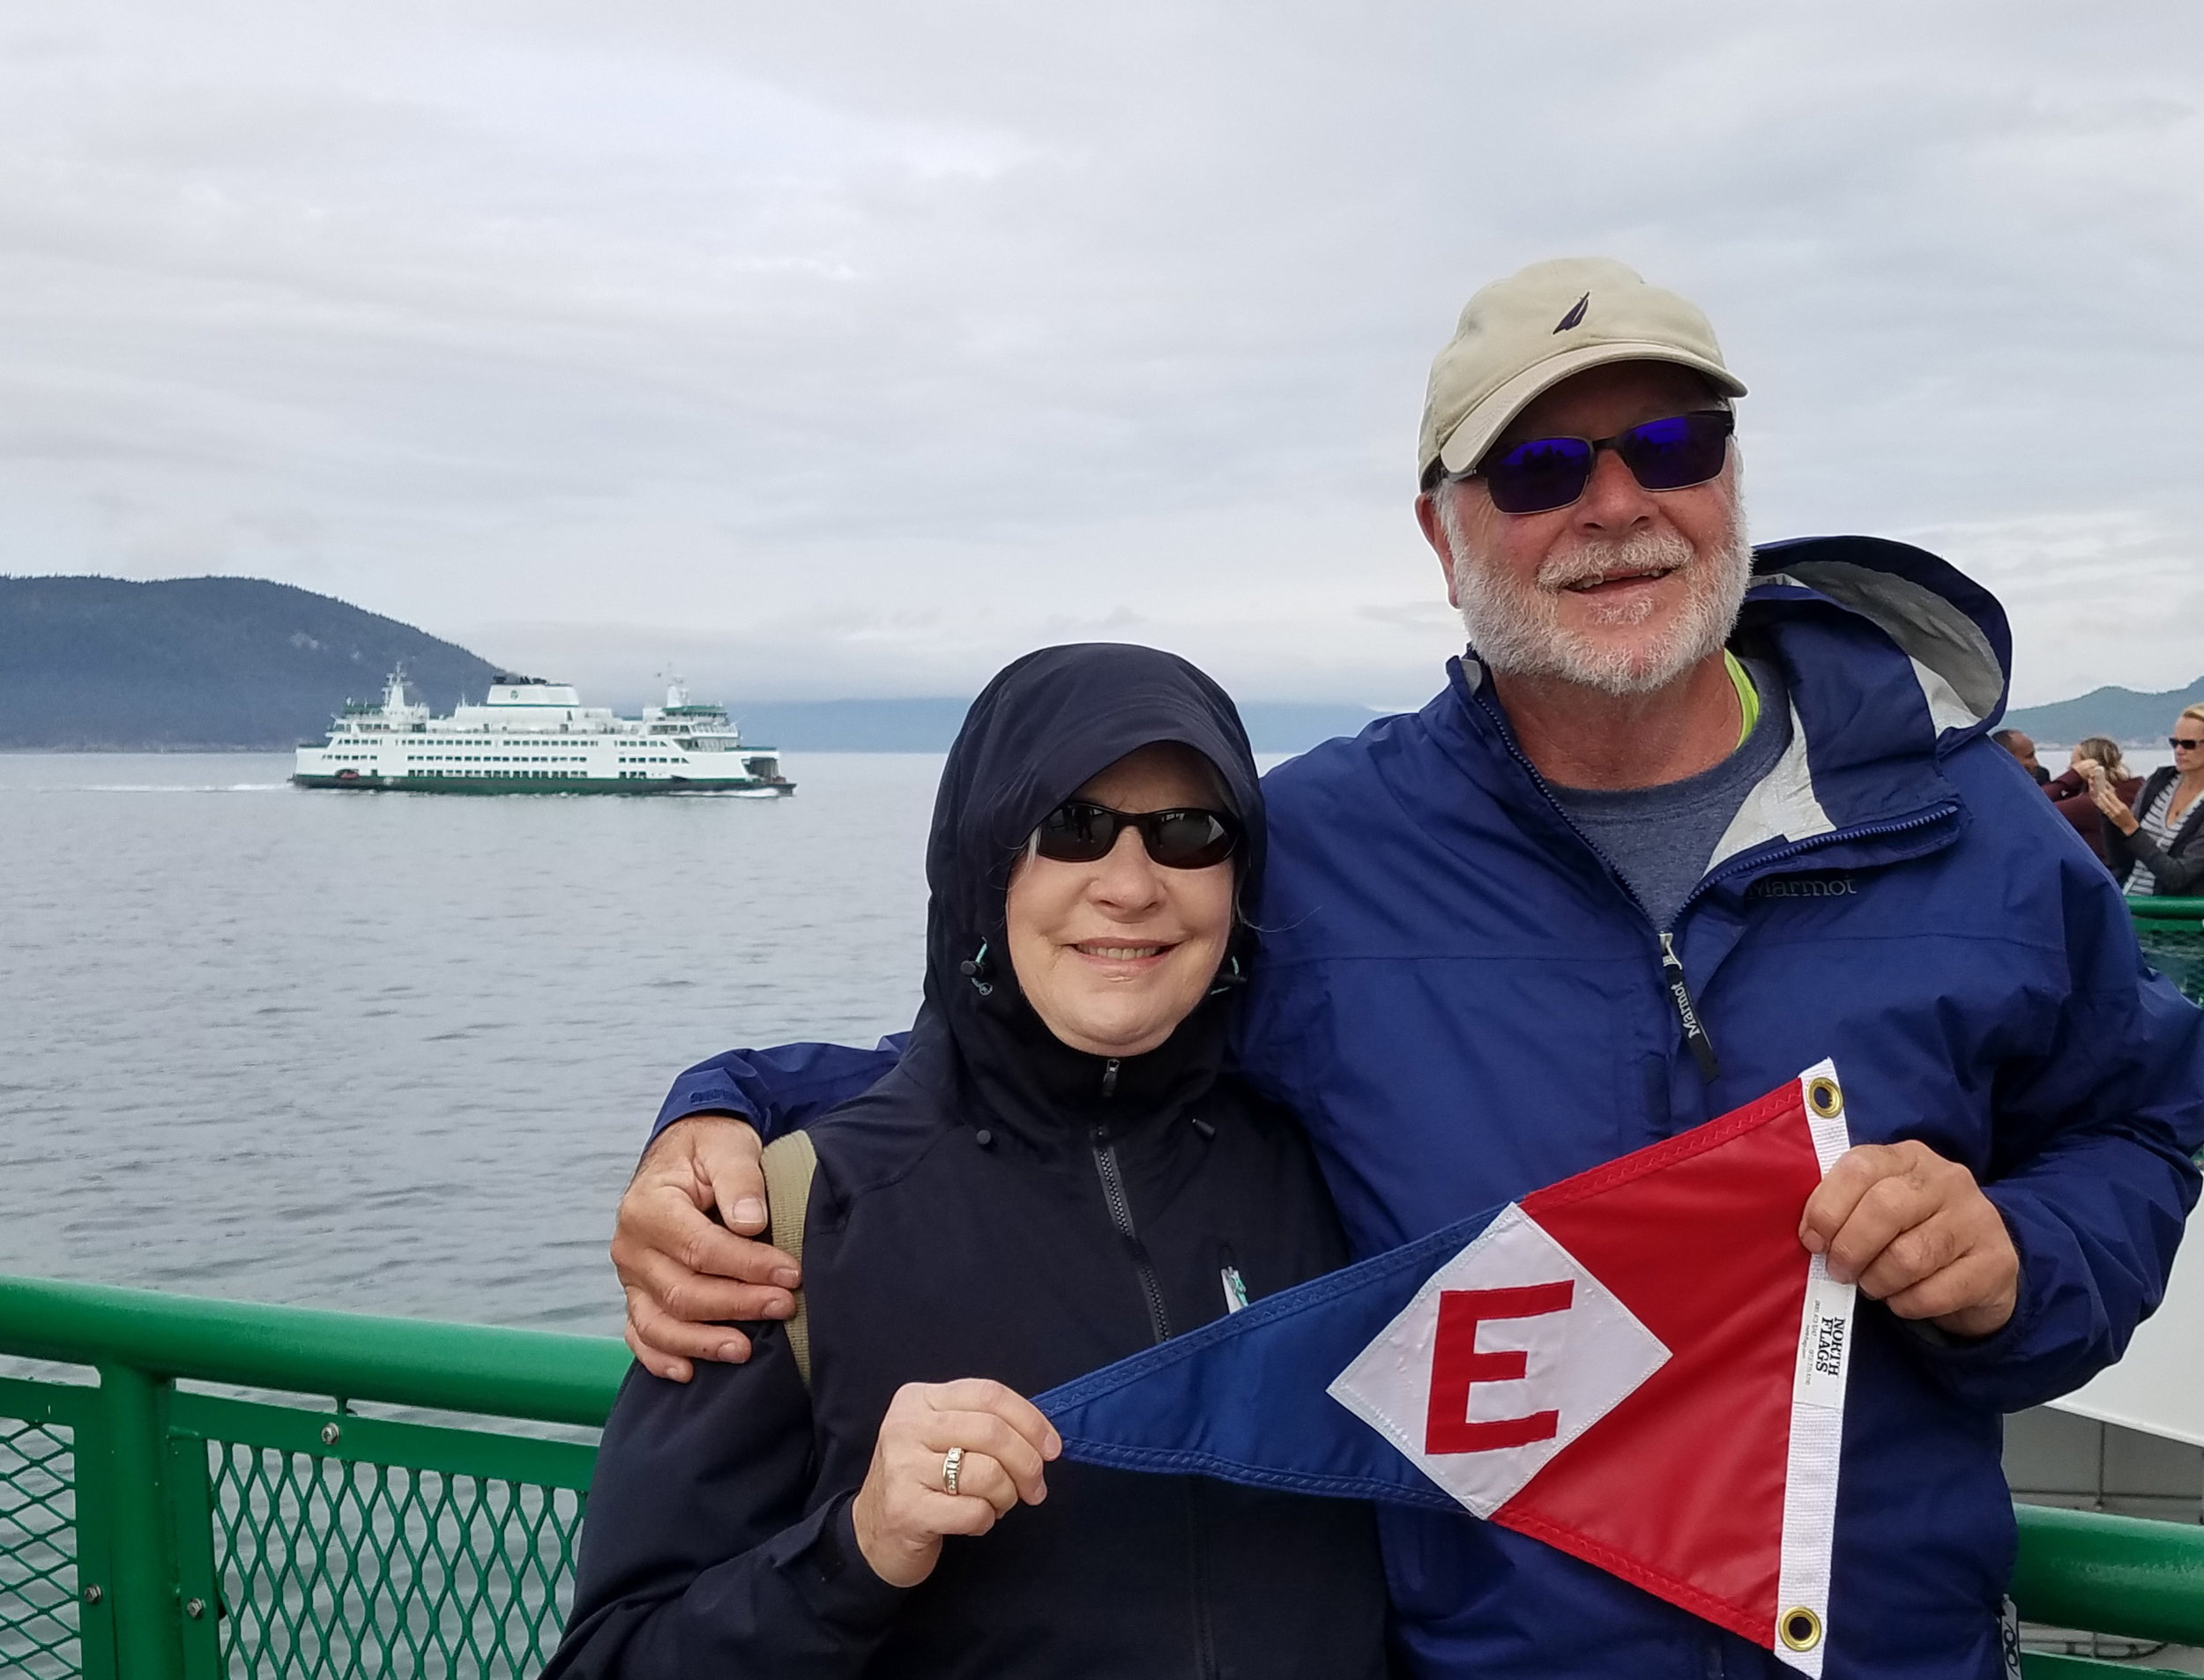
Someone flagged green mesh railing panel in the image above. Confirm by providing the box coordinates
[2140,927,2204,1006]
[0,1416,82,1678]
[207,1442,583,1678]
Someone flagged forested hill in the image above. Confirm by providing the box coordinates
[0,576,501,748]
[2003,677,2204,747]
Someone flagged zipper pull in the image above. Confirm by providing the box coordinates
[1219,1243,1249,1313]
[1659,932,1721,1081]
[1100,1057,1121,1097]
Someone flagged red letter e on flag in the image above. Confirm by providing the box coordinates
[1426,1282,1574,1454]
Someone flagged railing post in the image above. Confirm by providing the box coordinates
[96,1364,185,1680]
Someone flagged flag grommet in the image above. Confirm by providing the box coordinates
[1806,1077,1843,1120]
[1778,1607,1823,1652]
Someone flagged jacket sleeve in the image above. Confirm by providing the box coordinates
[2112,824,2204,896]
[1913,864,2204,1413]
[542,1325,905,1679]
[2101,809,2141,884]
[649,1037,911,1147]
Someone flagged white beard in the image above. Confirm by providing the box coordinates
[1445,496,1754,698]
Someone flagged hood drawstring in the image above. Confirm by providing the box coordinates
[959,941,995,997]
[1101,1057,1121,1097]
[1206,955,1247,998]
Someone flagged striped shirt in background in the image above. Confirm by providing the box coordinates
[2125,782,2184,896]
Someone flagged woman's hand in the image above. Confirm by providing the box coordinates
[2088,766,2140,836]
[851,1379,1063,1587]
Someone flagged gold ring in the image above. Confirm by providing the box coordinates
[942,1446,964,1497]
[1778,1605,1822,1651]
[1806,1075,1843,1119]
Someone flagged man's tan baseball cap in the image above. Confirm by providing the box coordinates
[1418,257,1746,484]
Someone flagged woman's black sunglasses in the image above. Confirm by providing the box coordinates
[1455,409,1735,515]
[1031,801,1240,870]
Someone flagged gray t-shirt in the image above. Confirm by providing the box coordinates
[1548,658,1791,931]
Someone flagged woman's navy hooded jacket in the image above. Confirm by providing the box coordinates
[545,644,1389,1680]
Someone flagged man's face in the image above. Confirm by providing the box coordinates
[2001,732,2040,772]
[1418,362,1749,697]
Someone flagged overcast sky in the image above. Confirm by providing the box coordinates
[2,4,2200,706]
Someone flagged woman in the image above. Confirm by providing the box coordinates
[2096,707,2204,896]
[2044,736,2141,865]
[544,644,1389,1678]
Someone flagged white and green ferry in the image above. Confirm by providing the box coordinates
[293,673,794,795]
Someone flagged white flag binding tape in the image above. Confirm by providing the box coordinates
[1773,1059,1856,1676]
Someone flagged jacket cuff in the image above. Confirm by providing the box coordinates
[652,1082,764,1144]
[780,1493,908,1632]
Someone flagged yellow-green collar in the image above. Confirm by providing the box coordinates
[1724,649,1760,751]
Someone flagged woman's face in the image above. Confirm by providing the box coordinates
[1004,742,1237,1059]
[2175,717,2204,776]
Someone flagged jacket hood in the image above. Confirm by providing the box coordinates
[1746,534,2011,750]
[917,642,1264,1145]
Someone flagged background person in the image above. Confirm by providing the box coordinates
[1994,727,2051,784]
[2097,708,2204,897]
[2044,736,2142,866]
[546,643,1387,1680]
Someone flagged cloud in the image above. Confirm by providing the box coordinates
[0,3,2199,702]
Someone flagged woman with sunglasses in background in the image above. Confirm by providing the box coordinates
[543,643,1388,1680]
[2096,705,2204,897]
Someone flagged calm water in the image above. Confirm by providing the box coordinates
[2,745,2193,1342]
[0,754,942,1337]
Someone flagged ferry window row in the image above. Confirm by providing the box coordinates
[325,752,689,765]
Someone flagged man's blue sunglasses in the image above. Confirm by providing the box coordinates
[1452,410,1735,515]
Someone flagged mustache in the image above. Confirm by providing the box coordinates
[1534,531,1698,591]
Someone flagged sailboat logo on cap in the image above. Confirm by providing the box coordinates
[1553,292,1590,333]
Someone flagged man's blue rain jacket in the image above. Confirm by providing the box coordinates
[652,537,2204,1680]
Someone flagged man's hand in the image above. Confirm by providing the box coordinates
[612,1114,802,1381]
[1799,1140,2020,1339]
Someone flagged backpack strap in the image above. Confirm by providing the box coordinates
[759,1131,819,1387]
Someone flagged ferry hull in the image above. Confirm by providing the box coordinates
[293,774,794,796]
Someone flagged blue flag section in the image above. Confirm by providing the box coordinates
[1034,1068,1865,1674]
[1036,1204,1504,1510]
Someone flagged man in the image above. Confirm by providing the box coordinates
[1993,727,2052,784]
[610,259,2204,1677]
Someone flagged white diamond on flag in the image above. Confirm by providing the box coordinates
[1327,1202,1671,1518]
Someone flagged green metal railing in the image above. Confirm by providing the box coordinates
[0,1276,626,1678]
[2137,906,2204,1008]
[2126,897,2204,922]
[6,1282,2204,1677]
[2013,1505,2204,1676]
[2,903,2200,1676]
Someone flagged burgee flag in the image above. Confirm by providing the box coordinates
[1037,1059,1859,1674]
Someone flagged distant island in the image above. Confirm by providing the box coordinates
[6,572,2182,753]
[0,575,1381,753]
[2001,680,2204,747]
[0,576,502,750]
